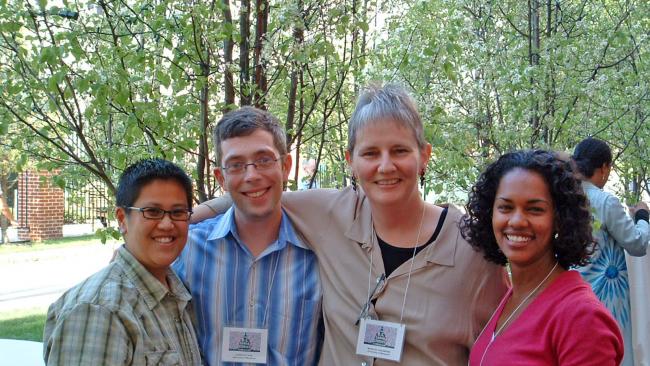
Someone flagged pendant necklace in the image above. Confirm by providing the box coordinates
[477,261,558,366]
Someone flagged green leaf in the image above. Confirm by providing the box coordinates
[48,75,59,92]
[443,61,456,83]
[114,87,129,105]
[174,106,188,119]
[1,21,22,32]
[357,21,369,33]
[157,70,171,88]
[52,175,66,189]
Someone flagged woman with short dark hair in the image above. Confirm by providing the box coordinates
[461,150,622,365]
[572,137,649,366]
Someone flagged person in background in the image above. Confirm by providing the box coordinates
[194,84,507,365]
[461,149,623,365]
[572,137,649,366]
[44,158,201,365]
[173,106,322,365]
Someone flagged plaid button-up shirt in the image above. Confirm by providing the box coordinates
[43,245,202,365]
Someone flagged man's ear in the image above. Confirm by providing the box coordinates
[115,207,127,235]
[214,168,227,192]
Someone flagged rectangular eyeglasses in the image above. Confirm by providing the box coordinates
[126,207,193,221]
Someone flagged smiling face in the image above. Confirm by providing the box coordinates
[492,168,556,269]
[215,129,291,225]
[116,179,190,284]
[346,118,431,207]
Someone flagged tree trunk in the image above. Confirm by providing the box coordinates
[293,133,302,190]
[253,0,269,108]
[240,0,251,106]
[223,0,235,112]
[529,0,541,142]
[0,174,14,244]
[197,61,211,203]
[286,0,305,148]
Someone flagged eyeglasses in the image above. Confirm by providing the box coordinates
[221,155,283,175]
[126,207,193,221]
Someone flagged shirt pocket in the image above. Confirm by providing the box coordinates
[145,350,181,365]
[269,298,322,348]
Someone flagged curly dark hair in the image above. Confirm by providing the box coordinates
[459,150,595,269]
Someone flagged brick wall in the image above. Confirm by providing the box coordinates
[16,170,64,241]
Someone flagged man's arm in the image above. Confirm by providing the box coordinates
[191,194,232,223]
[602,195,649,256]
[44,303,132,366]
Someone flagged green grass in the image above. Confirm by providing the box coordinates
[0,306,47,341]
[0,234,118,254]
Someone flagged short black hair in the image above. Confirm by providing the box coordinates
[572,137,612,178]
[116,158,193,209]
[460,150,595,269]
[213,106,287,165]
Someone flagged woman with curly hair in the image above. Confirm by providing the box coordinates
[460,150,623,365]
[572,137,649,366]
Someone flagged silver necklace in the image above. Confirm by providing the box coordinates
[478,261,559,366]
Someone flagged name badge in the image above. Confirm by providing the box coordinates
[221,326,268,364]
[356,318,406,362]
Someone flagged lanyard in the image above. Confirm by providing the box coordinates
[226,249,281,328]
[363,203,426,323]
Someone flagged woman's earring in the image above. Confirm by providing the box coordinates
[553,232,559,240]
[351,175,357,191]
[420,170,426,189]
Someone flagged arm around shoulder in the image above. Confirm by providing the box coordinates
[191,188,342,224]
[191,194,233,223]
[44,303,132,366]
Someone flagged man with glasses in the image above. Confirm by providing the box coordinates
[173,106,322,365]
[44,158,201,365]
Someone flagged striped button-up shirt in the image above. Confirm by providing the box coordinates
[173,207,322,366]
[43,245,202,366]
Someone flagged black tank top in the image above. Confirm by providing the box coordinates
[377,207,448,277]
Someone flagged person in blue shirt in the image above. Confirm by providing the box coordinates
[173,106,322,365]
[572,137,649,366]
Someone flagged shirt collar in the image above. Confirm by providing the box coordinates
[206,206,309,252]
[344,192,457,267]
[116,245,191,309]
[582,181,599,191]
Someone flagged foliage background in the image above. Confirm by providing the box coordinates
[1,0,648,206]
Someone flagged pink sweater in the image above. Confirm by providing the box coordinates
[470,270,623,365]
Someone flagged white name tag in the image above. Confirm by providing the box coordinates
[221,327,268,364]
[356,318,406,362]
